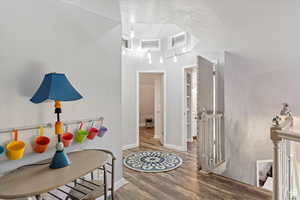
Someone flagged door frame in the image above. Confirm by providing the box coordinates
[136,70,167,147]
[182,64,197,149]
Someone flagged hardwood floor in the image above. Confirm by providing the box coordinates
[139,127,162,147]
[115,128,272,200]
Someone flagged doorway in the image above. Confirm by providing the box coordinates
[184,66,198,151]
[137,72,165,147]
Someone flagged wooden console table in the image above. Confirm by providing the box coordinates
[0,149,115,200]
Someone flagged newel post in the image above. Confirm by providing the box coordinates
[271,125,282,200]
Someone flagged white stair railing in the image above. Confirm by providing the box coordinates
[271,104,300,200]
[198,111,224,172]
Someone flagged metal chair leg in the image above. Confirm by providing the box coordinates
[91,171,95,181]
[111,158,115,200]
[104,165,107,200]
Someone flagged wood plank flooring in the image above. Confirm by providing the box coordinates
[115,128,272,200]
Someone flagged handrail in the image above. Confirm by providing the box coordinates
[0,117,104,134]
[275,130,300,143]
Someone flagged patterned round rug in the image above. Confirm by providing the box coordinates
[123,151,183,173]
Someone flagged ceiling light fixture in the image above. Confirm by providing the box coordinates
[173,54,178,63]
[147,50,152,60]
[147,50,152,64]
[130,29,135,39]
[130,16,135,24]
[160,56,164,64]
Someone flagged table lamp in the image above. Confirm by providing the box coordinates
[31,72,83,169]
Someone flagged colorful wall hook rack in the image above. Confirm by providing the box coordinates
[0,117,104,134]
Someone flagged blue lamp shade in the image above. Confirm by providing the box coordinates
[31,73,83,103]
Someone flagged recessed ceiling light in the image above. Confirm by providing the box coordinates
[147,50,152,60]
[173,55,178,63]
[130,16,135,24]
[130,29,135,39]
[160,56,164,64]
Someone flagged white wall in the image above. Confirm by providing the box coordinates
[190,1,300,185]
[122,48,198,150]
[146,0,300,186]
[0,0,123,182]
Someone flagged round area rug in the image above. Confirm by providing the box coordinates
[123,151,183,173]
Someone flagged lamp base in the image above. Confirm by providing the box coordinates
[49,151,71,169]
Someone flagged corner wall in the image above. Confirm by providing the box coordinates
[0,0,123,181]
[184,0,300,186]
[224,51,300,185]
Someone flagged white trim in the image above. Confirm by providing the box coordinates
[114,178,129,191]
[163,71,167,145]
[122,143,138,150]
[96,178,129,200]
[136,72,140,147]
[182,64,197,152]
[137,71,167,147]
[164,144,186,151]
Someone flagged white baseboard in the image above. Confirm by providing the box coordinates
[114,177,129,190]
[164,144,186,151]
[96,178,129,200]
[122,143,138,150]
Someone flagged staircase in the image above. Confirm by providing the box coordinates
[271,104,300,200]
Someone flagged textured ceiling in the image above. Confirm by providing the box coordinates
[61,0,300,62]
[120,0,219,24]
[120,0,225,53]
[61,0,121,22]
[121,0,300,55]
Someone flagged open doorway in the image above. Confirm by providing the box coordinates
[137,72,165,147]
[184,66,198,151]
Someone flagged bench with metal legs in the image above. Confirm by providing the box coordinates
[0,149,115,200]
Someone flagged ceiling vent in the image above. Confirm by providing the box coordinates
[140,39,161,51]
[168,32,189,49]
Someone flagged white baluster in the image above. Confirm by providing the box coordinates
[273,139,281,200]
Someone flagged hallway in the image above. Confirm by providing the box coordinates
[116,130,272,200]
[139,127,162,147]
